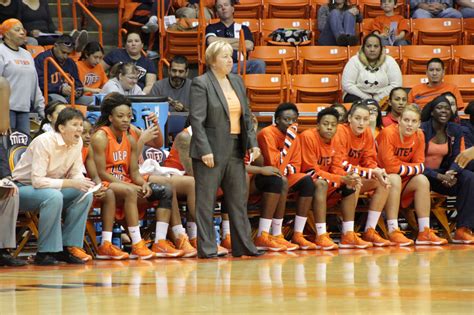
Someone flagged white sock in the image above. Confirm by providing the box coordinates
[387,219,399,233]
[365,210,381,231]
[315,223,327,236]
[271,218,283,236]
[342,221,354,234]
[222,220,230,236]
[102,231,112,244]
[172,224,185,239]
[186,222,197,239]
[294,215,307,233]
[258,218,272,236]
[155,222,169,242]
[128,226,142,245]
[418,217,430,231]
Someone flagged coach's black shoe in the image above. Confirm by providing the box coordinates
[0,249,27,267]
[34,252,59,266]
[55,250,85,265]
[233,250,266,258]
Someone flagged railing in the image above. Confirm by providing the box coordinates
[72,0,104,46]
[237,28,248,75]
[57,0,64,32]
[44,57,76,106]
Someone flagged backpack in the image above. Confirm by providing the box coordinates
[269,28,311,45]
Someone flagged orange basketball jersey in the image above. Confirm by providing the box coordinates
[100,126,132,183]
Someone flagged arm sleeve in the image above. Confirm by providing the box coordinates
[70,62,83,89]
[342,58,372,100]
[30,141,64,189]
[189,77,212,157]
[453,87,464,110]
[35,54,61,95]
[257,131,284,168]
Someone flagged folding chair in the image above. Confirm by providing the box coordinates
[401,45,453,74]
[453,45,474,74]
[411,18,462,45]
[250,46,297,74]
[291,74,341,104]
[298,46,348,74]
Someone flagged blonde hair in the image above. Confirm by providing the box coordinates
[400,104,421,119]
[205,40,233,66]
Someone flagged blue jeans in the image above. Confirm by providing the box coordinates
[18,186,92,253]
[461,7,474,18]
[381,37,410,46]
[232,59,266,74]
[9,110,31,135]
[412,7,462,18]
[318,10,356,46]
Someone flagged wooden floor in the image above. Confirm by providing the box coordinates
[1,245,474,314]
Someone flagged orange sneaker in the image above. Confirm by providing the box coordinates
[340,231,373,249]
[189,237,197,248]
[175,234,198,258]
[96,241,130,260]
[416,227,448,245]
[362,228,391,247]
[130,240,155,260]
[292,232,317,250]
[389,229,414,247]
[67,247,93,262]
[273,234,299,251]
[217,245,229,256]
[221,234,232,252]
[453,227,474,244]
[314,233,338,250]
[152,240,185,258]
[254,232,287,251]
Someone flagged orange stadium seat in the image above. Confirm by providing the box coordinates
[358,0,408,18]
[411,18,462,45]
[401,45,453,74]
[265,0,311,19]
[295,103,331,132]
[26,45,45,58]
[260,18,314,45]
[234,18,261,45]
[84,0,119,8]
[297,46,348,75]
[453,45,474,74]
[250,46,297,74]
[463,18,474,44]
[234,0,263,19]
[402,74,428,90]
[444,74,474,103]
[291,74,341,104]
[244,74,290,117]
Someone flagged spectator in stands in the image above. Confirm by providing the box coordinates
[382,87,407,127]
[441,91,460,122]
[410,0,462,18]
[330,103,348,123]
[76,41,108,96]
[461,101,474,148]
[101,32,157,94]
[174,0,215,20]
[408,58,463,109]
[20,0,88,49]
[377,105,448,245]
[205,0,265,74]
[0,19,45,135]
[12,108,95,265]
[150,55,191,112]
[35,35,93,105]
[420,95,474,244]
[342,33,402,103]
[458,0,474,18]
[317,0,361,46]
[101,62,145,96]
[36,100,66,137]
[372,0,409,46]
[0,0,20,24]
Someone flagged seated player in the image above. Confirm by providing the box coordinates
[376,105,448,245]
[382,87,408,127]
[300,108,371,249]
[258,102,318,250]
[332,102,392,246]
[91,93,185,258]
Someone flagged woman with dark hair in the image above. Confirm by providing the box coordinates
[317,0,361,46]
[342,33,402,103]
[441,91,460,123]
[12,107,96,265]
[0,0,20,24]
[76,42,108,96]
[420,95,474,244]
[362,99,383,137]
[36,100,67,137]
[462,101,474,148]
[101,62,144,96]
[382,87,407,127]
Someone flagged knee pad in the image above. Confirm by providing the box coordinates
[255,174,283,194]
[295,176,315,197]
[148,183,173,209]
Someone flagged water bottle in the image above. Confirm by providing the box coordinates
[112,223,122,249]
[214,217,222,245]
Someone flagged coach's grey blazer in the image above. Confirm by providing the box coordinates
[189,70,257,161]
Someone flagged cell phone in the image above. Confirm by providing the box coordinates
[145,115,154,129]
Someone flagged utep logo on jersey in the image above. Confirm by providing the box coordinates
[9,132,29,146]
[84,72,100,86]
[144,147,165,163]
[394,147,413,157]
[318,156,332,166]
[113,150,128,162]
[348,148,362,159]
